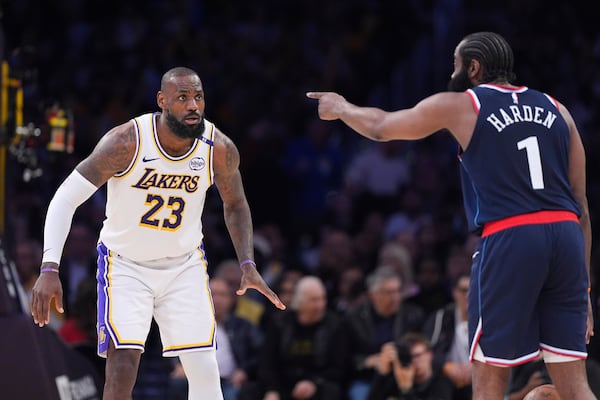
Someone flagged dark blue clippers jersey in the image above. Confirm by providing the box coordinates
[459,84,580,234]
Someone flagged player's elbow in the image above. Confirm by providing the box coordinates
[369,120,397,142]
[369,130,391,142]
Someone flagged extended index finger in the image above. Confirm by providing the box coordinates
[306,91,326,99]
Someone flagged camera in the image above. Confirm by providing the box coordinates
[396,343,412,367]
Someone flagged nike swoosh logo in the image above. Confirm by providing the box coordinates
[142,156,160,162]
[43,248,51,254]
[472,251,480,259]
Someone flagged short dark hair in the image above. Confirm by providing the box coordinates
[459,32,516,84]
[160,67,199,90]
[398,332,431,350]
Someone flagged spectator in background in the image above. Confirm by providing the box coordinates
[344,266,425,400]
[422,273,472,400]
[367,332,454,400]
[254,276,348,400]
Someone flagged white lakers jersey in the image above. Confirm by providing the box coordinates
[99,112,215,261]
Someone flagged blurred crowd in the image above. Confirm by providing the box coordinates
[3,0,600,399]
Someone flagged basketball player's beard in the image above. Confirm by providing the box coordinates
[448,67,473,92]
[165,110,206,139]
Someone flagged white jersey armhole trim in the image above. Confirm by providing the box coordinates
[466,89,481,114]
[208,122,215,185]
[543,93,560,111]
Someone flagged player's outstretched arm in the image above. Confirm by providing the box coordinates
[31,122,137,327]
[212,128,285,310]
[306,91,472,146]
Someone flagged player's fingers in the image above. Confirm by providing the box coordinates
[31,292,39,323]
[236,287,247,296]
[39,294,50,327]
[265,289,286,310]
[44,296,52,325]
[33,294,48,326]
[55,295,64,314]
[306,92,325,99]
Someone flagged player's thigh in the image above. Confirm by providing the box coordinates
[539,222,587,354]
[98,249,154,355]
[470,226,550,360]
[154,259,215,354]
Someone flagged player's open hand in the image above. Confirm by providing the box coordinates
[237,264,286,310]
[306,92,346,121]
[31,264,64,327]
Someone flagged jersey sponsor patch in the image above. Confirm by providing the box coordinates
[189,157,205,171]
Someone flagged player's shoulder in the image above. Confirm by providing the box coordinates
[103,119,138,147]
[418,91,472,111]
[90,117,139,164]
[210,123,241,173]
[425,91,475,116]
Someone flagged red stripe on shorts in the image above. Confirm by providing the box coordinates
[482,210,579,237]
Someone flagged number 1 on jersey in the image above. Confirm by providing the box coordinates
[517,136,545,190]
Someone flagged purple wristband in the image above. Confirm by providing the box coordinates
[239,259,256,268]
[40,267,59,273]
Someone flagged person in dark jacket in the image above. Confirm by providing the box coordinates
[367,332,454,400]
[344,266,425,400]
[255,275,348,400]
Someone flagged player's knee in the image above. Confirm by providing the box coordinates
[106,347,142,379]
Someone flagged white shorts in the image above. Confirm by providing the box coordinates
[97,242,215,358]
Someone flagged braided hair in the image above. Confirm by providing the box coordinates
[459,32,516,84]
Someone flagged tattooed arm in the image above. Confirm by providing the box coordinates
[212,128,253,262]
[76,121,138,185]
[31,122,137,327]
[213,128,285,310]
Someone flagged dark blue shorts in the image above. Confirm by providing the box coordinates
[468,219,588,366]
